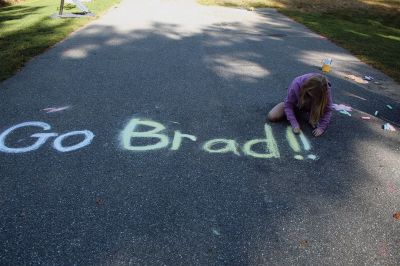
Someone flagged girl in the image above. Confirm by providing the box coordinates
[267,73,333,137]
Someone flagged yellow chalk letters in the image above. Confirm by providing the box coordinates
[242,124,280,159]
[203,139,240,155]
[121,118,169,151]
[171,131,197,150]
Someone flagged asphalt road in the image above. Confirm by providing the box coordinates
[1,0,399,264]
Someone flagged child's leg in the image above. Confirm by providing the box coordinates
[267,102,285,122]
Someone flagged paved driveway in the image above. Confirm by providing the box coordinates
[1,0,399,264]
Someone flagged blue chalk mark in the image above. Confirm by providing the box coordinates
[339,110,352,116]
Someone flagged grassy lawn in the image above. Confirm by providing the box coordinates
[0,0,120,81]
[197,0,400,82]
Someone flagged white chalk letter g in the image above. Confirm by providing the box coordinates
[0,121,57,153]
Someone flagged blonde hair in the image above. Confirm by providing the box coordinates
[299,74,329,126]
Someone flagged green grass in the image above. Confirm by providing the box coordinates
[197,0,400,82]
[197,0,283,8]
[0,0,120,81]
[281,10,400,82]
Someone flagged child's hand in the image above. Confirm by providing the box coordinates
[312,128,324,137]
[292,127,301,134]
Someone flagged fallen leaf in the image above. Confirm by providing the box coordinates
[96,197,104,205]
[393,212,400,220]
[299,239,309,248]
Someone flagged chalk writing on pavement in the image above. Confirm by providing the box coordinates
[0,118,317,160]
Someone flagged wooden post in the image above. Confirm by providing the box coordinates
[59,0,65,16]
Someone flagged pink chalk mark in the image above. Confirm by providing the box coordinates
[361,116,371,120]
[345,74,369,84]
[333,103,352,112]
[386,181,397,193]
[377,242,388,257]
[42,106,70,113]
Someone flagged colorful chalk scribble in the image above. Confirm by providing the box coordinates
[42,106,71,113]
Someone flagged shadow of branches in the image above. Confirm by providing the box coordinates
[0,2,399,265]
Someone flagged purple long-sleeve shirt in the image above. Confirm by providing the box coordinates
[284,73,333,131]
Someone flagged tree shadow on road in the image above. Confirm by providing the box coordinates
[0,6,399,265]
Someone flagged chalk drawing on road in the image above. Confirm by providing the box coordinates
[0,121,94,153]
[203,139,241,155]
[42,106,71,113]
[299,133,311,151]
[121,118,169,151]
[0,122,57,153]
[242,124,280,159]
[121,118,281,159]
[286,126,317,160]
[307,154,317,160]
[286,127,302,160]
[53,130,94,152]
[1,118,317,160]
[171,131,197,151]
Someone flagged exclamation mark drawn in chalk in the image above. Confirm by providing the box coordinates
[299,133,318,160]
[286,127,318,160]
[286,127,303,160]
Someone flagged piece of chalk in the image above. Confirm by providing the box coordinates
[374,111,379,116]
[339,110,352,116]
[361,116,371,120]
[386,105,393,110]
[382,123,396,131]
